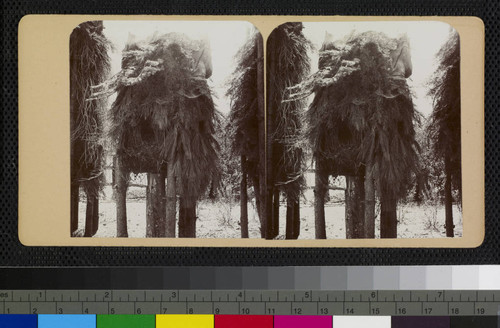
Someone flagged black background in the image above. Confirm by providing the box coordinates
[1,0,497,267]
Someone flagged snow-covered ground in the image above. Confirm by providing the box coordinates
[77,199,462,239]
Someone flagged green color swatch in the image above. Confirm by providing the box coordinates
[97,315,155,328]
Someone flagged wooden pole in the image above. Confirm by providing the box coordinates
[364,163,376,239]
[165,163,177,237]
[146,172,166,237]
[240,156,249,238]
[380,193,397,238]
[444,154,455,237]
[314,160,327,239]
[115,155,129,238]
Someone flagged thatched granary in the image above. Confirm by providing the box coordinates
[226,28,265,238]
[287,31,419,238]
[70,21,111,237]
[91,32,219,237]
[266,23,311,239]
[428,30,461,237]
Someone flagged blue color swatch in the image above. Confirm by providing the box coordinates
[0,315,37,328]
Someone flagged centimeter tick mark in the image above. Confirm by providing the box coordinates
[2,290,500,315]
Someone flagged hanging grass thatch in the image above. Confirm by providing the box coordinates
[268,22,311,202]
[70,21,111,236]
[428,29,461,201]
[71,21,111,188]
[287,30,420,238]
[91,32,220,207]
[427,29,461,237]
[226,28,264,237]
[267,22,312,239]
[227,28,262,189]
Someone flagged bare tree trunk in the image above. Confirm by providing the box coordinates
[414,179,422,205]
[114,155,129,238]
[265,188,274,239]
[146,173,166,237]
[241,156,249,238]
[265,31,277,240]
[380,193,397,238]
[165,163,177,237]
[265,128,276,240]
[364,163,376,239]
[71,182,79,235]
[146,175,152,237]
[314,160,327,239]
[269,189,280,239]
[255,34,267,239]
[286,197,300,239]
[345,176,365,239]
[293,200,300,239]
[83,191,99,237]
[444,155,455,237]
[252,176,265,238]
[178,198,196,238]
[345,177,354,239]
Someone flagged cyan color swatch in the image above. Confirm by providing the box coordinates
[38,314,96,328]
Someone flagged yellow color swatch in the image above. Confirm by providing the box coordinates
[156,315,214,328]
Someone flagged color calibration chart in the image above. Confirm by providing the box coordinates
[1,266,499,327]
[1,314,499,328]
[0,289,500,327]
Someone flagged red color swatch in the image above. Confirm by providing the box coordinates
[215,315,273,328]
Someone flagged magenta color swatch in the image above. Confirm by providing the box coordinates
[274,315,332,328]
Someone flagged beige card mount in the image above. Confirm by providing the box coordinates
[18,15,484,247]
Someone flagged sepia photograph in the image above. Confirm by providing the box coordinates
[70,20,266,238]
[266,21,462,240]
[18,15,483,246]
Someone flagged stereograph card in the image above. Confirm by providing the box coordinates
[17,15,484,248]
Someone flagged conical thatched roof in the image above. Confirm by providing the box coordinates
[91,32,220,204]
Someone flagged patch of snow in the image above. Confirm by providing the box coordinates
[78,199,463,239]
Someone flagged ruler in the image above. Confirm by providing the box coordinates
[1,290,499,316]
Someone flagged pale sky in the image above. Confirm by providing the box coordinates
[302,21,455,117]
[102,20,254,115]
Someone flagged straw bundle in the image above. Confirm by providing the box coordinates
[70,21,111,194]
[302,31,419,197]
[92,32,220,205]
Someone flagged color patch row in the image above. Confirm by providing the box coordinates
[1,315,499,328]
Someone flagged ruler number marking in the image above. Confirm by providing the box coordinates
[1,290,499,315]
